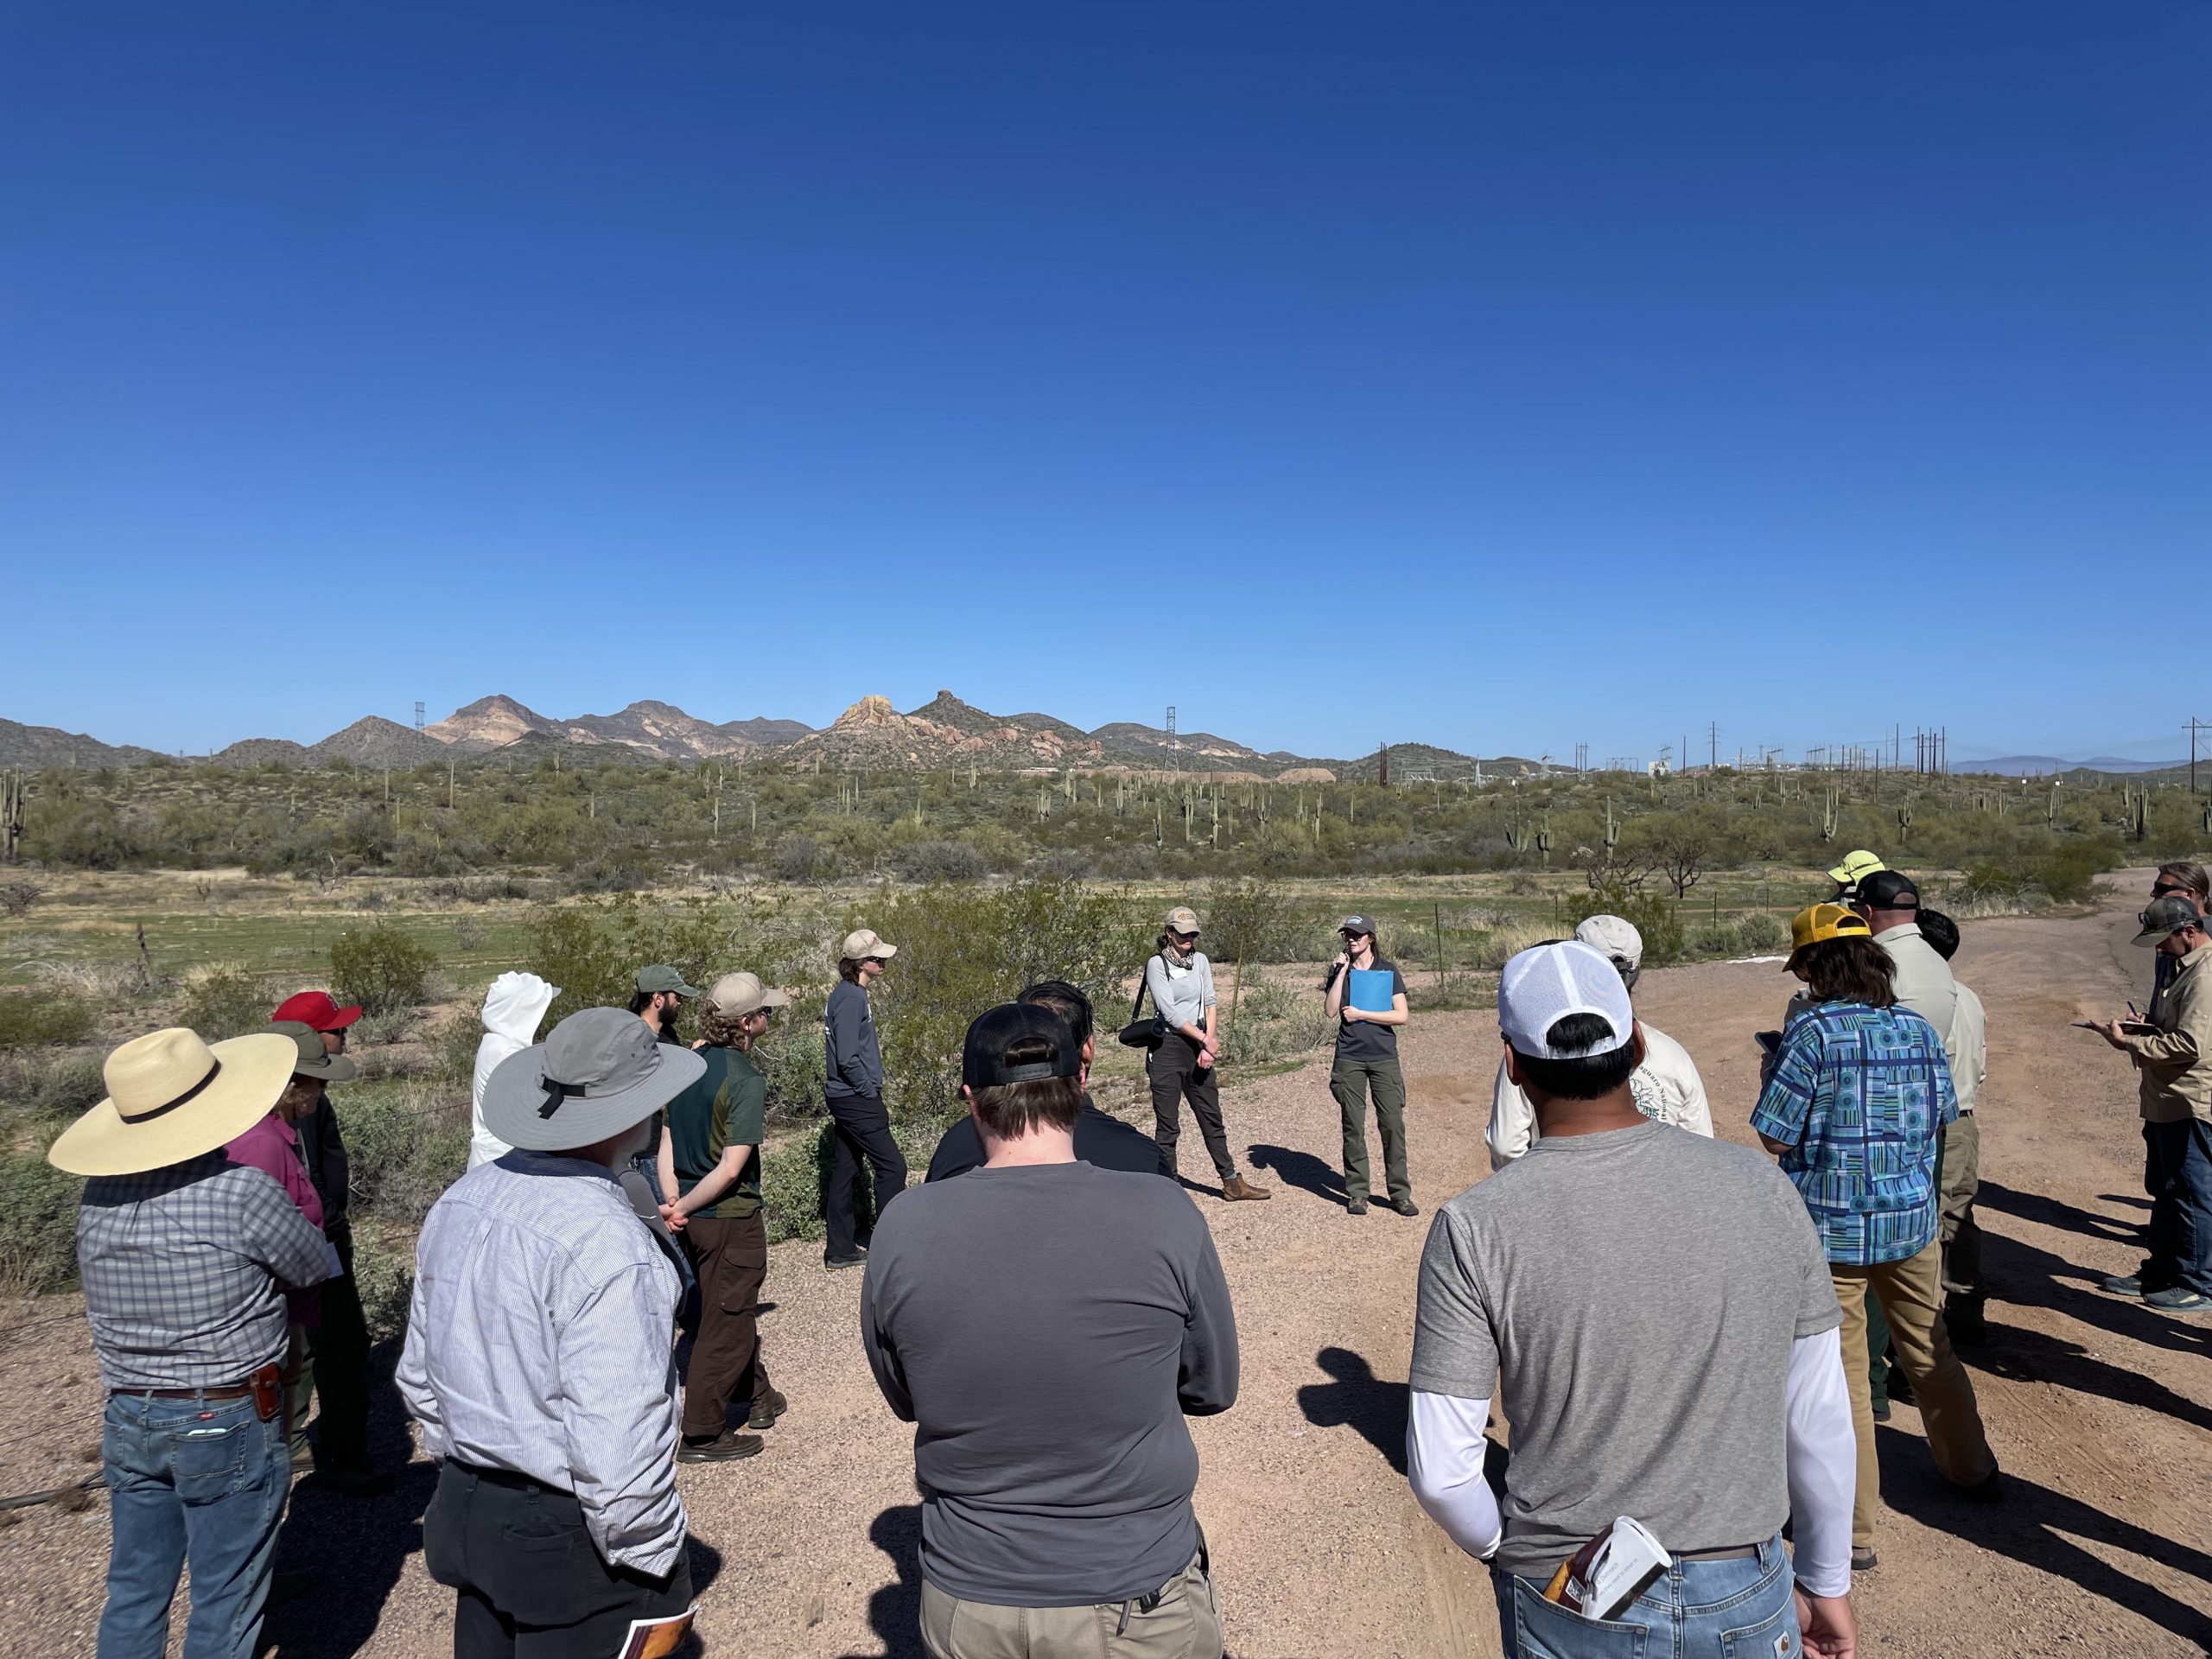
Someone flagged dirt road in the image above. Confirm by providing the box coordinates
[3,882,2208,1656]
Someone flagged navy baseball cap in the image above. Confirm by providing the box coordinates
[962,1003,1081,1088]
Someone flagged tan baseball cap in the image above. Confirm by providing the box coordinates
[840,928,898,963]
[1164,906,1201,935]
[705,972,790,1018]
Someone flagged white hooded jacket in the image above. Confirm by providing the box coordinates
[469,971,561,1171]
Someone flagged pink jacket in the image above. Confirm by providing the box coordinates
[226,1112,325,1323]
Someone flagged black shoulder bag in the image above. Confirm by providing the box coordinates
[1118,955,1170,1049]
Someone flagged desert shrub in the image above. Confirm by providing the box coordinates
[0,1052,106,1120]
[1955,837,2117,909]
[1565,883,1688,966]
[330,922,438,1015]
[0,879,41,918]
[895,841,988,883]
[1218,968,1330,1066]
[866,880,1147,1126]
[776,836,822,883]
[339,1081,468,1228]
[176,964,273,1040]
[1466,920,1559,971]
[1202,879,1308,964]
[429,1011,485,1088]
[0,993,98,1050]
[350,1230,416,1341]
[1033,849,1093,880]
[0,1152,83,1298]
[1733,912,1790,955]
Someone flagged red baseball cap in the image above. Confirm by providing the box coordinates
[270,990,363,1032]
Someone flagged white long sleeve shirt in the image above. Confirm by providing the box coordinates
[397,1152,686,1575]
[1486,1022,1712,1170]
[1407,1326,1855,1599]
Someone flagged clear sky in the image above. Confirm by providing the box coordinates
[2,3,2205,763]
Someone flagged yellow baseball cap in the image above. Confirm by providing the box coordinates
[1826,849,1887,887]
[1788,902,1872,967]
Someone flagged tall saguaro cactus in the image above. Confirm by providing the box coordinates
[1,770,22,863]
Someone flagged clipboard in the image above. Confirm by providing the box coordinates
[1348,969,1395,1013]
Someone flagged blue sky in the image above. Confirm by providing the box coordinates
[2,3,2205,763]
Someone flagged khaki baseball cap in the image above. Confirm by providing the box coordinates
[1164,906,1202,935]
[840,928,898,963]
[706,971,790,1018]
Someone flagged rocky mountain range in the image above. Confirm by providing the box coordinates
[0,690,1528,781]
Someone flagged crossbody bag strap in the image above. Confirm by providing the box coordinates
[1129,953,1159,1021]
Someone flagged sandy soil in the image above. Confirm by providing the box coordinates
[3,880,2209,1657]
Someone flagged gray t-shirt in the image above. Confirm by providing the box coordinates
[1411,1120,1840,1580]
[861,1162,1240,1606]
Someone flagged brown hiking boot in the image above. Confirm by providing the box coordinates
[1221,1173,1272,1201]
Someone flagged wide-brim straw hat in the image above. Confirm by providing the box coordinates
[482,1006,706,1153]
[48,1028,300,1178]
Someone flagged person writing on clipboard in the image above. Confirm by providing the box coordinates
[1145,906,1270,1202]
[1323,915,1417,1217]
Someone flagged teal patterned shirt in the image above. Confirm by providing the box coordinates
[1751,1001,1958,1266]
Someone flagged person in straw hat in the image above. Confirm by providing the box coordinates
[823,926,906,1270]
[656,971,791,1464]
[397,1007,706,1659]
[51,1026,334,1659]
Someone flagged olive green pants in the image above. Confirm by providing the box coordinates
[1331,1057,1408,1205]
[1938,1114,1984,1303]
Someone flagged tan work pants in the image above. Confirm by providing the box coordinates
[1833,1238,1997,1547]
[919,1550,1221,1659]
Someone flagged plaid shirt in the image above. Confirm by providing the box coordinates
[1751,1001,1958,1267]
[77,1153,333,1390]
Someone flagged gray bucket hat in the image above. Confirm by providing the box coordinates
[483,1007,706,1152]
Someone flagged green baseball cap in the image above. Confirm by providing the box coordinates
[634,964,701,996]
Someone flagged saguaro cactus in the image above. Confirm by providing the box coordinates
[1895,802,1914,845]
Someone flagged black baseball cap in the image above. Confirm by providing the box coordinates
[1858,870,1920,911]
[962,1003,1081,1089]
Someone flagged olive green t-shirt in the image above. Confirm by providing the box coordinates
[667,1046,767,1220]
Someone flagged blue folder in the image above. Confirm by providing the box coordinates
[1348,969,1395,1013]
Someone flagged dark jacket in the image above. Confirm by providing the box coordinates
[925,1096,1162,1184]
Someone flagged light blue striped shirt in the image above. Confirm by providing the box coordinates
[397,1151,686,1573]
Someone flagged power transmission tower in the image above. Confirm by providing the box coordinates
[1165,705,1177,775]
[413,701,426,731]
[2188,716,2209,795]
[1709,721,1719,772]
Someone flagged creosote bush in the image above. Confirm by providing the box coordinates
[176,965,273,1040]
[0,994,98,1050]
[330,921,438,1015]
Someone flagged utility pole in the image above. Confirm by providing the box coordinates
[1708,721,1719,772]
[2189,717,2209,795]
[1378,742,1390,788]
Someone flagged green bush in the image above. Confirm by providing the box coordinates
[330,922,439,1015]
[338,1081,468,1229]
[1566,883,1688,966]
[758,1117,944,1246]
[0,993,98,1049]
[350,1230,416,1342]
[867,880,1146,1125]
[0,1052,107,1121]
[1201,879,1309,964]
[0,1152,84,1297]
[176,965,273,1040]
[1218,968,1329,1065]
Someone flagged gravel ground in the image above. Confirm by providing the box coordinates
[2,881,2209,1656]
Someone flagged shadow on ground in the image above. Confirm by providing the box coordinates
[1296,1346,1408,1475]
[1875,1426,2212,1649]
[1248,1145,1346,1206]
[845,1504,924,1659]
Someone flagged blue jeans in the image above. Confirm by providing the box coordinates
[1493,1534,1799,1659]
[2143,1118,2212,1295]
[99,1390,289,1659]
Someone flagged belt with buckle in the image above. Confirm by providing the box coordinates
[1675,1542,1763,1562]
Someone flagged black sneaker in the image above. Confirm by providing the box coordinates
[1850,1547,1878,1573]
[824,1254,868,1271]
[2101,1273,2145,1297]
[747,1390,790,1429]
[1388,1197,1421,1217]
[677,1431,764,1464]
[2145,1287,2210,1313]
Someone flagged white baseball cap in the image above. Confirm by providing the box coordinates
[1498,940,1634,1060]
[1573,914,1644,971]
[840,928,898,963]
